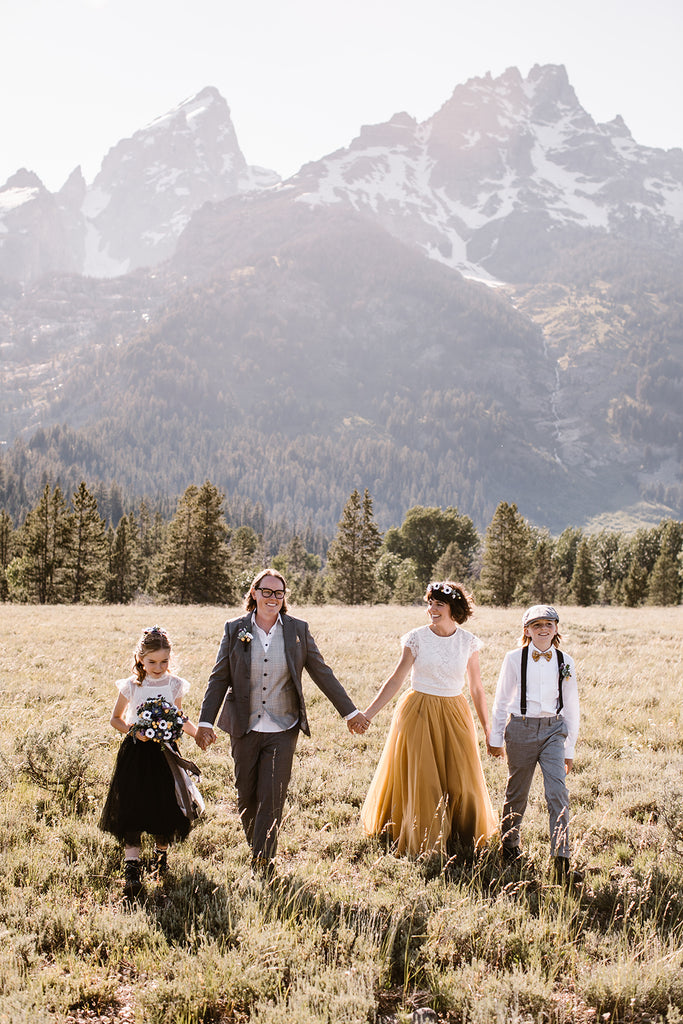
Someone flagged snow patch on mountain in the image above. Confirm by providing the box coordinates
[295,64,683,282]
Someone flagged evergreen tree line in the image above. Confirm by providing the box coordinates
[1,482,682,607]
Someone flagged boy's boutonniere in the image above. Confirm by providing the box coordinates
[238,627,253,644]
[560,663,572,680]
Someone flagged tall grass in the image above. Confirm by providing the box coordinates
[1,604,682,1022]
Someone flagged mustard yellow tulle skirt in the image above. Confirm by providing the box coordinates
[361,690,498,857]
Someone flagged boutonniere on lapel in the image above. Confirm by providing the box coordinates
[238,627,253,644]
[560,663,572,680]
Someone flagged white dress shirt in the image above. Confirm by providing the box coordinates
[489,644,580,758]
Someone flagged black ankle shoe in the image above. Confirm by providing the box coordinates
[151,848,168,880]
[552,856,583,888]
[501,844,522,864]
[124,859,143,896]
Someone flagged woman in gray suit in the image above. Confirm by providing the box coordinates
[195,568,368,874]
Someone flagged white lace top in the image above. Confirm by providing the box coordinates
[400,625,482,697]
[115,673,190,726]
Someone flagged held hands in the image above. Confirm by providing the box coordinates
[347,711,370,735]
[487,743,505,759]
[194,725,217,751]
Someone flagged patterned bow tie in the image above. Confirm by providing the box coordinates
[532,649,553,662]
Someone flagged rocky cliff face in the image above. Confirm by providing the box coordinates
[0,88,280,282]
[293,64,683,281]
[82,86,280,276]
[0,170,83,281]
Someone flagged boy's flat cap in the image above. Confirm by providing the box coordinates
[523,604,559,627]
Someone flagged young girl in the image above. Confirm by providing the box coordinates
[99,626,198,892]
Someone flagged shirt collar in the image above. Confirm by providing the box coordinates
[251,611,282,637]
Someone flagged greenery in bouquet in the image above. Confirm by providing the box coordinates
[131,695,187,744]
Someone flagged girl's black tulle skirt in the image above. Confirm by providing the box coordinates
[99,734,191,843]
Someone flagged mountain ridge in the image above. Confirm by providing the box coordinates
[1,66,681,534]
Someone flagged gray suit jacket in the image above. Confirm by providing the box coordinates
[199,613,356,738]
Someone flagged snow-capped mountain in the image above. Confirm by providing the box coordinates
[82,87,279,276]
[293,64,683,282]
[0,169,85,281]
[2,66,682,531]
[0,87,279,281]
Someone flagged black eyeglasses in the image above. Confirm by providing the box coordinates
[256,587,285,599]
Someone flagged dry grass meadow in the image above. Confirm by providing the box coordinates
[1,603,683,1023]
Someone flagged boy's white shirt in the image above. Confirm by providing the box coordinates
[489,645,580,758]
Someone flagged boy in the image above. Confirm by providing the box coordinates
[488,605,580,882]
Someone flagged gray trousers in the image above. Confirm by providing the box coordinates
[230,726,299,865]
[502,715,570,858]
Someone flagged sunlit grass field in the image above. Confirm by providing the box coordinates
[1,603,683,1023]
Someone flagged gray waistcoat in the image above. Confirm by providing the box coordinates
[248,625,299,732]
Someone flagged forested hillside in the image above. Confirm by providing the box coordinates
[2,205,681,535]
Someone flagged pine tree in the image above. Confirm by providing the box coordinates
[106,514,138,603]
[480,502,531,606]
[14,484,72,603]
[326,488,382,604]
[570,538,598,606]
[647,549,681,605]
[526,528,557,603]
[69,482,107,603]
[157,482,230,603]
[193,481,232,603]
[647,520,683,605]
[273,535,321,603]
[0,510,15,601]
[157,486,199,603]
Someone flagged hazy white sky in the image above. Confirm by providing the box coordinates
[2,0,681,191]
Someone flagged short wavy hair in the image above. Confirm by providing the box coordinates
[424,581,474,624]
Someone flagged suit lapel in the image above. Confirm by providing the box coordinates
[282,615,301,687]
[236,613,254,674]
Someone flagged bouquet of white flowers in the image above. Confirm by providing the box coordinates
[131,695,187,743]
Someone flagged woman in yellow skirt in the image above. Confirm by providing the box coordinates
[361,581,497,857]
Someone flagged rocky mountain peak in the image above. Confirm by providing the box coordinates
[0,88,280,282]
[82,86,261,276]
[293,64,683,283]
[2,168,46,191]
[58,167,86,205]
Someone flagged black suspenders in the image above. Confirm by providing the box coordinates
[520,646,565,717]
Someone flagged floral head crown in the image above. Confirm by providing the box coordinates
[426,581,461,600]
[143,625,167,639]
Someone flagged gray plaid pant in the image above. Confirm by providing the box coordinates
[502,715,570,858]
[231,725,299,865]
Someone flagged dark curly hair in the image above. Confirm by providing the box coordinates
[424,581,474,624]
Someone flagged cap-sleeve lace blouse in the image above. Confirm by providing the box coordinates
[115,673,190,726]
[400,625,482,697]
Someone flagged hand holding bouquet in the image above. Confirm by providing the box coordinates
[131,695,187,744]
